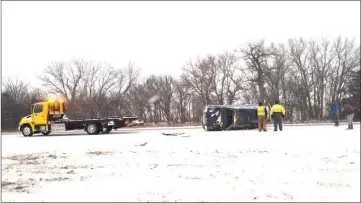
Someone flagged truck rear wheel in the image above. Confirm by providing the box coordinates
[86,123,100,135]
[22,125,33,137]
[102,127,112,134]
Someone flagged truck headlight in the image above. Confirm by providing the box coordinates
[108,121,114,126]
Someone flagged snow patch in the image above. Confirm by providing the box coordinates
[1,125,360,202]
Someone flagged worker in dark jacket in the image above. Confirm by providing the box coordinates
[343,101,355,130]
[270,101,286,131]
[257,102,268,132]
[331,100,339,126]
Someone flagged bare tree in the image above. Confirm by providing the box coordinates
[328,37,360,101]
[112,63,140,99]
[344,68,360,120]
[39,60,86,117]
[4,36,359,129]
[2,78,30,104]
[182,56,214,106]
[156,75,175,123]
[240,40,269,103]
[2,78,44,130]
[264,43,289,104]
[80,62,118,118]
[283,72,302,121]
[288,38,314,120]
[308,38,335,119]
[125,83,149,120]
[173,78,192,123]
[241,82,259,104]
[213,52,244,105]
[142,75,175,124]
[108,63,140,116]
[181,53,244,121]
[143,75,162,123]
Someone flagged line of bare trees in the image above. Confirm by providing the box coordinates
[2,36,360,130]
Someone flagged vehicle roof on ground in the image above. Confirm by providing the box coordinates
[122,116,138,119]
[205,104,257,110]
[226,104,257,109]
[204,105,224,108]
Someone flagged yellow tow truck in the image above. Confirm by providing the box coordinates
[18,98,131,137]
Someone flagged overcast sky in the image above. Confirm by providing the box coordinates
[2,1,360,88]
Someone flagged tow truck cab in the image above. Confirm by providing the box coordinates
[19,99,65,136]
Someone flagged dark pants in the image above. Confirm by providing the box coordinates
[273,113,283,131]
[331,112,339,126]
[346,114,354,129]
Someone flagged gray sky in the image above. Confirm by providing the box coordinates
[2,1,360,89]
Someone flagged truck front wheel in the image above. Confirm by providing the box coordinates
[22,125,33,137]
[86,123,100,135]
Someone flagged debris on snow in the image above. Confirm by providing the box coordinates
[162,132,184,136]
[162,132,190,137]
[86,151,113,156]
[135,142,148,147]
[150,164,158,169]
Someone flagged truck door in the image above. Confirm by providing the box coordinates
[33,104,47,126]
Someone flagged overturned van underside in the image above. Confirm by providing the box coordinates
[202,104,258,131]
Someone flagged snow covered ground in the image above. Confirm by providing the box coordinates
[1,124,360,202]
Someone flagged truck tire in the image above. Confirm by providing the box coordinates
[86,123,100,135]
[22,125,33,137]
[102,127,112,134]
[41,131,51,135]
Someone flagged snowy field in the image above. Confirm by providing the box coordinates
[1,124,360,202]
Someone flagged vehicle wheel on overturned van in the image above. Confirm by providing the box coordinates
[22,125,33,137]
[202,123,210,131]
[86,123,100,135]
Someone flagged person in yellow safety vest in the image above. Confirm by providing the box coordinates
[257,102,268,132]
[270,100,286,131]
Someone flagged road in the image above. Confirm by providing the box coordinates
[2,121,359,137]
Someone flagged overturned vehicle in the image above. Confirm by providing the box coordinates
[202,104,258,131]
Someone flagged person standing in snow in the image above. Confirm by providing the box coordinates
[343,101,355,130]
[270,100,286,131]
[257,102,268,132]
[331,99,339,126]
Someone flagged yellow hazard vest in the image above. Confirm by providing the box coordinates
[257,106,266,116]
[270,104,286,116]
